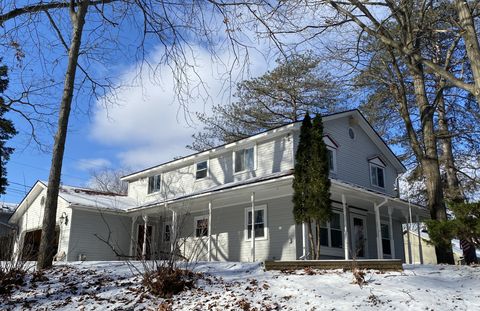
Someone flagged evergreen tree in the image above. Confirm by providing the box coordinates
[292,113,312,225]
[189,53,348,151]
[310,114,332,255]
[292,112,332,259]
[0,62,17,195]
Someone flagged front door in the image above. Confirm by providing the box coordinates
[351,215,367,258]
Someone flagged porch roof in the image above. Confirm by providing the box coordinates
[127,170,428,219]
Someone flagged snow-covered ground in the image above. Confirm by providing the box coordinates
[2,261,479,310]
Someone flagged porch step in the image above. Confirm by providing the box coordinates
[264,259,403,271]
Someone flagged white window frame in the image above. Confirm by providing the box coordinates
[195,159,209,180]
[193,215,209,238]
[163,222,172,242]
[369,163,385,189]
[244,204,268,241]
[147,174,161,194]
[319,211,343,250]
[380,221,392,257]
[234,145,256,174]
[327,146,337,174]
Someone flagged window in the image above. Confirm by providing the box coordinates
[370,164,385,188]
[164,223,171,242]
[319,213,343,249]
[246,206,267,240]
[195,161,208,179]
[327,147,336,172]
[148,174,161,194]
[235,147,255,173]
[381,223,391,255]
[194,216,209,238]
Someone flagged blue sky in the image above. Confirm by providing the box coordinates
[1,5,272,204]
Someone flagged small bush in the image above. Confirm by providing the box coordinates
[0,268,26,295]
[143,267,199,298]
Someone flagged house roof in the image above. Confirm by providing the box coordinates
[9,181,137,223]
[0,202,17,214]
[121,109,406,181]
[58,185,137,212]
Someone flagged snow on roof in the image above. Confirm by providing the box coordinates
[1,202,17,214]
[58,185,136,212]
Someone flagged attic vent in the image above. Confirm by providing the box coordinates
[348,128,355,140]
[40,196,45,206]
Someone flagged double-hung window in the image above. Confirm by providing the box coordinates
[194,216,209,238]
[246,206,267,240]
[381,223,391,256]
[319,213,343,248]
[369,157,386,188]
[370,164,385,188]
[148,174,161,194]
[235,147,255,173]
[195,160,208,180]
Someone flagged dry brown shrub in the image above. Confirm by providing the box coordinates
[143,267,200,298]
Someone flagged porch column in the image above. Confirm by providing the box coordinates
[408,205,414,263]
[405,213,412,264]
[251,192,256,262]
[142,215,148,259]
[374,203,383,259]
[342,194,349,260]
[129,215,138,257]
[302,222,308,259]
[388,207,395,259]
[171,209,177,253]
[208,201,212,262]
[416,213,424,264]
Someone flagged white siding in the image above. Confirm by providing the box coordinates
[127,133,294,204]
[67,209,131,261]
[294,116,399,196]
[12,188,72,260]
[172,196,297,262]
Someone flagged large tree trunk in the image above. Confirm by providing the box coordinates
[455,0,480,105]
[409,60,454,264]
[37,0,89,270]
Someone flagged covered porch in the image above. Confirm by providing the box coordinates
[125,174,429,264]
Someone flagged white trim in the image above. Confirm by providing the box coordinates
[369,163,386,189]
[350,213,368,259]
[244,204,268,241]
[327,146,337,174]
[380,220,392,258]
[319,211,344,257]
[234,145,256,174]
[194,159,209,180]
[193,215,209,238]
[163,221,172,242]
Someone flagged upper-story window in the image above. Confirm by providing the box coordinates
[148,174,161,194]
[323,135,338,173]
[369,156,386,188]
[234,147,255,173]
[195,160,208,180]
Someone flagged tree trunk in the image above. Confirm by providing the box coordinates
[410,64,454,264]
[37,0,89,270]
[307,220,316,260]
[455,0,480,105]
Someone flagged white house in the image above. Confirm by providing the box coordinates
[9,110,428,262]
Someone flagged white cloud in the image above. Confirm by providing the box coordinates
[76,158,112,171]
[90,44,269,169]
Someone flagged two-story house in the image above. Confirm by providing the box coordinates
[9,110,428,262]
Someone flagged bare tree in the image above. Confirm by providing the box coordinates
[88,167,130,195]
[0,0,253,269]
